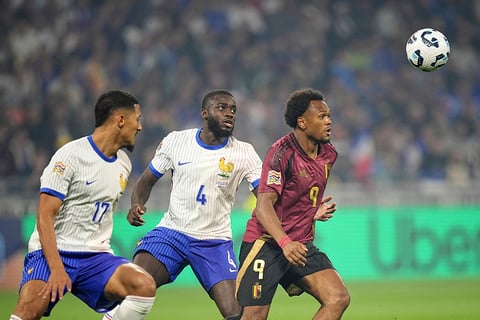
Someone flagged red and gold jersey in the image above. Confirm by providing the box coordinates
[243,132,337,243]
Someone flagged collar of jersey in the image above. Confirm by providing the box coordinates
[195,128,228,150]
[87,135,118,162]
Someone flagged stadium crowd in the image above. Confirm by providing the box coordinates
[1,0,479,196]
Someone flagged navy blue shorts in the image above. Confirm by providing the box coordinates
[20,250,129,316]
[134,227,238,291]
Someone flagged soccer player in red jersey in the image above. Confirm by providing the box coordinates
[236,88,350,320]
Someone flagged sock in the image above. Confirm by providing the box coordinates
[111,295,155,320]
[10,316,23,320]
[102,305,118,320]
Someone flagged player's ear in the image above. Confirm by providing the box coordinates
[118,114,126,128]
[297,116,306,130]
[201,107,208,120]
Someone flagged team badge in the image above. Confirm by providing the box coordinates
[119,173,128,191]
[252,282,262,299]
[53,161,66,175]
[267,170,281,185]
[218,157,234,178]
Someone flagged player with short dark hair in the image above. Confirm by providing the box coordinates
[104,89,262,320]
[10,90,156,320]
[236,88,350,320]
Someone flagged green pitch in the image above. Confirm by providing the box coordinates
[2,278,479,319]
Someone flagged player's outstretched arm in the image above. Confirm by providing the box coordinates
[128,168,159,226]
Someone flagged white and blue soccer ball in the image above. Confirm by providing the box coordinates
[406,28,450,72]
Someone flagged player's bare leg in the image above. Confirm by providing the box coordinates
[103,263,156,300]
[240,305,270,320]
[11,280,51,320]
[133,251,170,287]
[102,263,156,320]
[297,269,350,320]
[209,279,242,319]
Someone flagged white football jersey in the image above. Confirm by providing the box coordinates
[149,129,262,240]
[28,136,131,253]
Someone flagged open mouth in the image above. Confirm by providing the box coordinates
[224,120,234,128]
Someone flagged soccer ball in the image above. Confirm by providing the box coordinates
[405,28,450,72]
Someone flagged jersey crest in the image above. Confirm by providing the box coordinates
[218,157,234,177]
[119,173,128,191]
[252,282,262,299]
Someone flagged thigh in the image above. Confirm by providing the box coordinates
[236,240,289,307]
[19,250,54,290]
[280,242,334,296]
[103,262,156,301]
[189,238,238,292]
[15,250,126,316]
[295,269,349,305]
[209,280,241,317]
[13,280,51,319]
[71,252,130,312]
[16,250,65,317]
[134,227,189,283]
[133,251,170,287]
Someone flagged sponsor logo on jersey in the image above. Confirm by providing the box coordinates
[178,161,192,166]
[86,180,96,185]
[53,161,66,175]
[267,170,281,185]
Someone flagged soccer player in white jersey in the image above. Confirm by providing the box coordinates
[10,90,156,320]
[120,89,262,320]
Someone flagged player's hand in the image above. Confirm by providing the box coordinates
[282,241,308,267]
[39,268,72,302]
[128,204,147,226]
[313,195,336,222]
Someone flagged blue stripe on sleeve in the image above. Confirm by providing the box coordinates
[148,163,164,178]
[40,188,66,201]
[251,178,260,189]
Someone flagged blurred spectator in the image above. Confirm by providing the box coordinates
[0,0,479,197]
[0,125,16,178]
